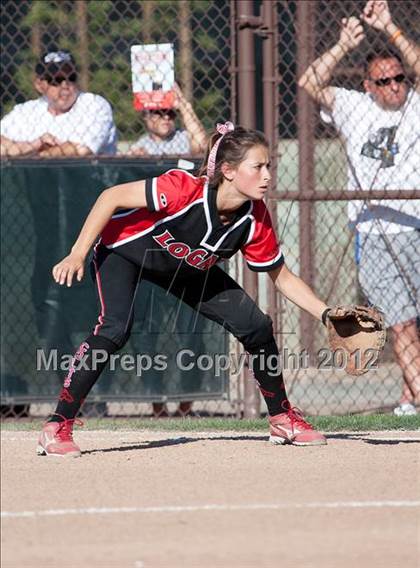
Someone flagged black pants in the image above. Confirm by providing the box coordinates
[53,245,288,419]
[91,245,275,352]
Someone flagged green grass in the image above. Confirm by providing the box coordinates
[1,415,420,432]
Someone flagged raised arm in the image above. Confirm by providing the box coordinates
[53,179,147,287]
[298,17,365,110]
[269,264,328,322]
[173,83,207,154]
[361,0,420,84]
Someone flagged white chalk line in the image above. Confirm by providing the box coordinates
[2,500,420,520]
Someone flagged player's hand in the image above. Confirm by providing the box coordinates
[338,17,365,51]
[52,252,85,287]
[361,0,393,32]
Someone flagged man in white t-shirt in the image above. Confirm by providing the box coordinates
[128,83,206,157]
[299,0,420,415]
[1,50,117,157]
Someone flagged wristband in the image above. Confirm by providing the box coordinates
[321,308,332,327]
[389,29,402,44]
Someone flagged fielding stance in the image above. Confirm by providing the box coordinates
[38,123,330,457]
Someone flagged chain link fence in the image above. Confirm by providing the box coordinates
[1,0,232,156]
[1,0,419,419]
[273,0,419,415]
[1,0,238,420]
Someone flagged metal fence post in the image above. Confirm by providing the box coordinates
[261,0,281,345]
[296,0,316,359]
[237,0,260,418]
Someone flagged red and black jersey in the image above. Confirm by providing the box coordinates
[100,169,284,276]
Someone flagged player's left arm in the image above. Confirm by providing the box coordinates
[269,263,328,322]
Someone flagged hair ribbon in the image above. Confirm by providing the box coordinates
[206,121,235,179]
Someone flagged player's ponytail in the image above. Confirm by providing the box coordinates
[199,123,268,187]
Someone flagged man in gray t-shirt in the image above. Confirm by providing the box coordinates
[129,84,206,157]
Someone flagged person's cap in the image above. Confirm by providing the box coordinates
[35,50,77,79]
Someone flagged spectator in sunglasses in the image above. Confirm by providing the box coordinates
[299,0,420,416]
[128,83,206,157]
[1,49,116,157]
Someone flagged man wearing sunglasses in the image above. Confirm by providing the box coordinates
[129,83,206,157]
[1,50,116,157]
[299,0,420,415]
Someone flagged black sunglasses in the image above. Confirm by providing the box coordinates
[46,73,78,86]
[372,73,406,87]
[147,109,177,119]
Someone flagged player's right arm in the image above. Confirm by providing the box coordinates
[53,180,147,287]
[298,17,365,111]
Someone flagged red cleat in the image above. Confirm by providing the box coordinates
[269,405,327,446]
[37,415,83,457]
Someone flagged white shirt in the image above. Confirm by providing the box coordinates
[321,88,420,234]
[131,129,191,156]
[1,92,117,155]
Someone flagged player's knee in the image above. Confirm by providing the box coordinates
[93,326,131,350]
[93,318,134,350]
[238,314,274,351]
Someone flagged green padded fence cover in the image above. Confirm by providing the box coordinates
[1,159,228,402]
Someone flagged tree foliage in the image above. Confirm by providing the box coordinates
[5,0,231,139]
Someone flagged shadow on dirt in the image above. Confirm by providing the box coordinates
[326,433,420,444]
[82,434,268,454]
[358,438,420,445]
[82,433,420,454]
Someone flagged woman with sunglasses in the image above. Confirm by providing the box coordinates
[37,122,331,457]
[299,0,420,416]
[129,83,206,157]
[0,49,117,158]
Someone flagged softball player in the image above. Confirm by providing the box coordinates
[37,123,329,457]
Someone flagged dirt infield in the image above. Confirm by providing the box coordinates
[1,428,419,568]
